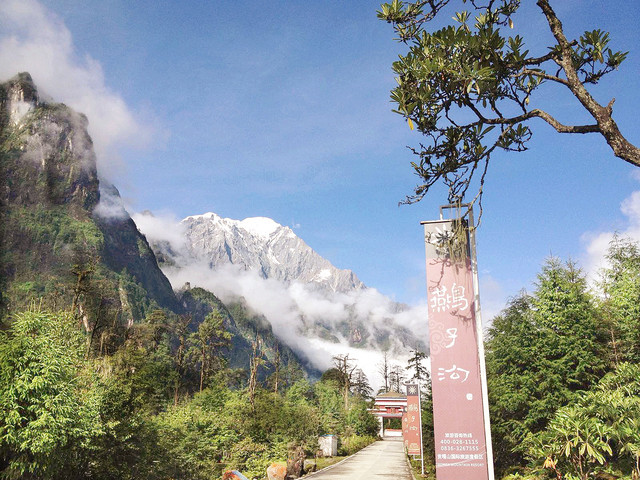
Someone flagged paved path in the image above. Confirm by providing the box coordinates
[307,438,414,480]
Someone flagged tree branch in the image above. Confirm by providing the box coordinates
[465,102,599,134]
[537,0,640,167]
[515,68,570,87]
[530,110,599,134]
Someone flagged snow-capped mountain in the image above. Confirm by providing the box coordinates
[136,210,428,359]
[180,212,365,294]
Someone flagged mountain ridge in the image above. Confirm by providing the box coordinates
[178,211,366,295]
[140,209,428,358]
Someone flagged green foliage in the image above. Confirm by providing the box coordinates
[338,434,377,456]
[0,309,102,479]
[420,384,435,464]
[351,368,373,399]
[527,406,614,480]
[13,205,103,254]
[285,379,315,405]
[486,259,607,475]
[0,305,382,480]
[599,235,640,364]
[346,399,380,437]
[153,393,241,480]
[406,349,428,381]
[315,380,347,434]
[189,310,232,392]
[377,0,633,208]
[525,363,640,480]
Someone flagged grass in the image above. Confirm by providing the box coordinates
[407,456,436,480]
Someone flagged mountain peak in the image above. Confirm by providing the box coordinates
[5,72,38,101]
[172,212,365,294]
[2,72,39,126]
[238,217,281,240]
[185,212,218,221]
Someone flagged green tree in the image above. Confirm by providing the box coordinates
[152,388,240,480]
[189,310,232,392]
[351,368,373,399]
[406,349,428,382]
[486,259,607,475]
[526,363,640,480]
[378,0,638,209]
[315,379,346,434]
[346,398,380,437]
[599,235,640,364]
[0,309,102,479]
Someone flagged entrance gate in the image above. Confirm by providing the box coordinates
[371,391,407,437]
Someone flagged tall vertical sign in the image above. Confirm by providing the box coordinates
[423,217,492,480]
[405,383,422,456]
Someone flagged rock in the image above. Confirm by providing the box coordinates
[303,459,317,474]
[286,446,305,479]
[267,463,288,480]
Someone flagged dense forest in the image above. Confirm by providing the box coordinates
[0,305,380,479]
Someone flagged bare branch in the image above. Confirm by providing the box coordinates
[465,103,599,134]
[514,68,570,87]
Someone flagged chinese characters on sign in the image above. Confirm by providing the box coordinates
[437,365,469,382]
[404,383,422,456]
[423,219,490,480]
[429,283,469,313]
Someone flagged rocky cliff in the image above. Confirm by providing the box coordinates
[0,72,179,315]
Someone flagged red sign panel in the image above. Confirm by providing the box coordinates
[405,383,422,456]
[424,220,490,480]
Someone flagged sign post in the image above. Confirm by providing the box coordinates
[422,205,494,480]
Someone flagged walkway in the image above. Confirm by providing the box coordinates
[307,438,414,480]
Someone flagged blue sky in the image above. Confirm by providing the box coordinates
[2,0,640,318]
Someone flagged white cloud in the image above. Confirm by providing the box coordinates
[0,0,153,182]
[93,185,130,220]
[582,189,640,285]
[131,210,188,253]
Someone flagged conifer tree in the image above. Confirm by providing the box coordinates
[486,258,607,474]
